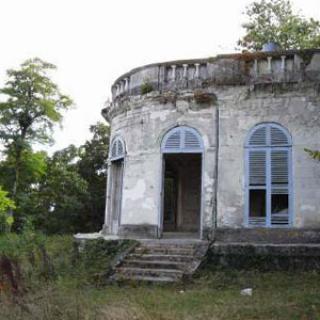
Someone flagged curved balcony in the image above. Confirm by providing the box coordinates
[102,49,320,121]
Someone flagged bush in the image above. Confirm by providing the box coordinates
[140,81,153,95]
[0,233,136,292]
[0,187,15,233]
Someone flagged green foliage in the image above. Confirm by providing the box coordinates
[77,122,110,231]
[238,0,320,50]
[140,80,153,95]
[20,122,109,234]
[0,233,135,290]
[0,58,72,147]
[0,147,47,190]
[305,148,320,161]
[0,58,73,230]
[0,236,319,320]
[0,148,48,231]
[25,145,89,234]
[0,186,15,232]
[75,238,136,286]
[0,58,108,234]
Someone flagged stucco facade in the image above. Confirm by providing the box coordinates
[101,49,320,239]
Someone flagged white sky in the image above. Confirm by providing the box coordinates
[0,0,319,152]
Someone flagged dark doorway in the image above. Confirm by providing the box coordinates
[110,159,124,234]
[162,153,202,235]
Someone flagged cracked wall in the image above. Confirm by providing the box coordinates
[107,92,217,237]
[217,85,320,228]
[103,50,320,238]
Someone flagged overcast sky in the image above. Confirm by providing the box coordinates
[0,0,319,152]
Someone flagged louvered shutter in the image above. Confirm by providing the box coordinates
[246,123,292,228]
[271,150,289,225]
[184,130,201,149]
[271,150,288,185]
[162,127,203,153]
[165,130,182,150]
[110,138,125,160]
[248,150,267,226]
[270,126,289,145]
[111,141,118,158]
[249,151,266,186]
[249,126,267,146]
[117,140,124,156]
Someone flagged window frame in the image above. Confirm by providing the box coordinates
[245,123,293,228]
[110,136,126,161]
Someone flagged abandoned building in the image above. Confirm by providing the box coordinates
[101,48,320,240]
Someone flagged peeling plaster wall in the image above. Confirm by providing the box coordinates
[103,50,320,237]
[108,94,217,234]
[217,85,320,228]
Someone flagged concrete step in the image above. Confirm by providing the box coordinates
[127,253,195,262]
[111,240,209,283]
[134,247,195,256]
[122,259,187,270]
[112,274,177,283]
[116,267,183,280]
[141,242,199,249]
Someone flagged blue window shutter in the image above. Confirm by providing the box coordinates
[249,150,267,186]
[249,126,267,146]
[270,126,289,146]
[165,130,182,150]
[246,123,292,228]
[110,137,125,161]
[162,126,203,153]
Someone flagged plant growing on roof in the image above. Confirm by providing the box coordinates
[140,79,153,95]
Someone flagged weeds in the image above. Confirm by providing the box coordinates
[0,234,319,320]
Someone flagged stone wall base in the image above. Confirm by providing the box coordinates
[206,242,320,271]
[118,224,159,239]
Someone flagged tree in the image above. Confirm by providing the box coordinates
[27,145,89,234]
[238,0,320,50]
[0,58,72,228]
[26,122,109,234]
[0,187,15,232]
[77,122,110,231]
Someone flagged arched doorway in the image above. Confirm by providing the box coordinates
[109,137,125,234]
[245,123,292,227]
[160,126,204,238]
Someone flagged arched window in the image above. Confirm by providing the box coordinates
[245,123,292,227]
[161,126,203,153]
[110,137,125,161]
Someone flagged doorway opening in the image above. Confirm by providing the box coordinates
[109,159,124,234]
[162,153,202,237]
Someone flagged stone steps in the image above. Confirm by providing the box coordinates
[112,240,208,283]
[116,267,183,278]
[128,253,195,262]
[134,246,195,256]
[122,259,186,270]
[114,274,178,283]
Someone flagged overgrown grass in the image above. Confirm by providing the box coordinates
[0,234,319,320]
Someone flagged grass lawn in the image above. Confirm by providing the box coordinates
[1,270,319,320]
[1,235,319,319]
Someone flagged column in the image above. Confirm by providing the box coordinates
[171,65,176,81]
[183,64,188,79]
[194,63,200,79]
